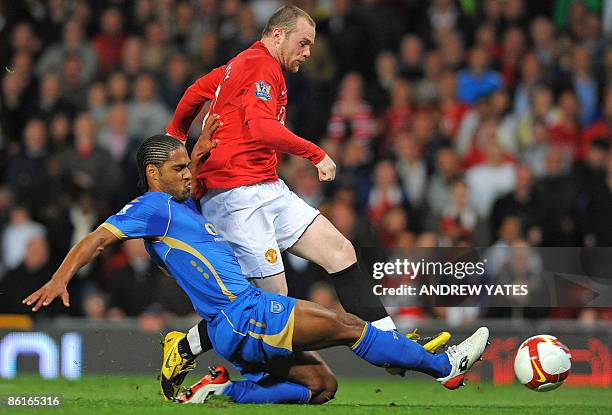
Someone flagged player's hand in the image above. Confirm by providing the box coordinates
[315,154,336,181]
[198,114,223,153]
[22,277,70,312]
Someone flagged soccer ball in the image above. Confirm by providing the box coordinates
[514,334,572,391]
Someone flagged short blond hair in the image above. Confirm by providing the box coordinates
[262,5,315,38]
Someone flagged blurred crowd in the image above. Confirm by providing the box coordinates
[0,0,611,328]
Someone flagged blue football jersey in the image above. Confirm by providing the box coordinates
[102,192,251,320]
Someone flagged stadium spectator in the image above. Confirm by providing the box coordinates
[536,147,576,246]
[414,49,443,105]
[570,44,598,126]
[427,146,461,219]
[456,47,502,105]
[49,112,72,153]
[367,160,408,228]
[0,236,57,315]
[1,205,46,271]
[97,102,132,163]
[158,54,193,109]
[92,7,126,75]
[439,178,479,246]
[87,81,109,127]
[127,73,171,138]
[513,52,543,117]
[1,72,30,143]
[119,36,145,79]
[367,51,398,114]
[107,71,130,103]
[384,79,413,144]
[547,88,581,157]
[142,20,170,73]
[394,132,427,211]
[438,70,470,140]
[398,35,424,81]
[4,119,50,207]
[491,164,545,245]
[466,140,516,218]
[35,19,98,85]
[327,72,376,145]
[57,113,121,200]
[60,54,89,111]
[516,84,559,150]
[34,73,74,122]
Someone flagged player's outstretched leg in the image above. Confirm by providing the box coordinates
[292,299,489,389]
[178,351,337,405]
[386,329,452,376]
[177,366,311,404]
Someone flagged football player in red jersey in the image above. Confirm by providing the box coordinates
[161,5,450,399]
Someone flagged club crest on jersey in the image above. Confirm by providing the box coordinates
[270,300,284,314]
[265,248,278,264]
[254,80,272,101]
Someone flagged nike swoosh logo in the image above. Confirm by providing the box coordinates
[165,354,174,369]
[531,359,546,382]
[281,90,287,96]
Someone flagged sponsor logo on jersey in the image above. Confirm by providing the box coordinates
[265,248,278,264]
[254,80,272,101]
[270,300,284,314]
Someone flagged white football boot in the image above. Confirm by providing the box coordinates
[437,326,490,390]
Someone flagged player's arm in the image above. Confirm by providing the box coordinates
[166,66,225,141]
[248,119,336,181]
[22,226,121,311]
[190,114,222,174]
[242,66,335,180]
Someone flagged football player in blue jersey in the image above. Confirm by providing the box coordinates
[24,116,489,405]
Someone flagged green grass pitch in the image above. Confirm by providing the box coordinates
[0,375,610,415]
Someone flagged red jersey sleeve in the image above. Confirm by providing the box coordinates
[166,66,225,141]
[249,119,325,164]
[241,63,281,123]
[241,62,325,164]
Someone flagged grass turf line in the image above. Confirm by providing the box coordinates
[0,375,609,415]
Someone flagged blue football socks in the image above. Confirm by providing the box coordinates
[351,323,451,378]
[224,379,310,404]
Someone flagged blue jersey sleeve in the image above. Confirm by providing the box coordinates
[101,193,171,240]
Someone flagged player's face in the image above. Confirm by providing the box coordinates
[280,18,315,73]
[158,147,192,202]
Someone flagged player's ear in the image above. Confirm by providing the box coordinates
[272,26,284,45]
[146,164,160,185]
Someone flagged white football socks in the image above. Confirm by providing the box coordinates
[371,316,397,331]
[186,324,202,355]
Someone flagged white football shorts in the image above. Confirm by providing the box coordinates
[200,179,320,279]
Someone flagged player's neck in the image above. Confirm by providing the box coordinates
[260,37,283,68]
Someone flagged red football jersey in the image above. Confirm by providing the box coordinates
[167,41,323,191]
